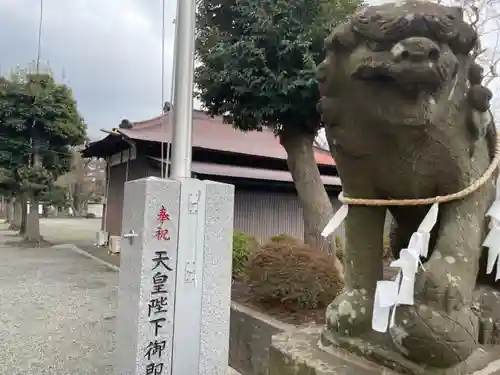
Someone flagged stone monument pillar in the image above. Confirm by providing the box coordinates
[114,177,234,375]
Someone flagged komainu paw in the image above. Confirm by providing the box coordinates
[414,258,468,313]
[393,304,478,367]
[325,289,374,337]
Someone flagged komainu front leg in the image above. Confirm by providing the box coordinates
[324,205,386,338]
[392,191,492,368]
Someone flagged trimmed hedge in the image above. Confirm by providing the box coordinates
[267,233,299,246]
[245,241,343,310]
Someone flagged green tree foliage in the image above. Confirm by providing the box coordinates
[196,0,359,133]
[196,0,361,270]
[0,70,86,240]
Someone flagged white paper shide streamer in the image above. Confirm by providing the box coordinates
[483,176,500,281]
[321,204,348,238]
[372,203,439,333]
[325,178,500,333]
[321,193,441,333]
[321,193,349,238]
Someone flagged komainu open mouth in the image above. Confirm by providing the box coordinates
[352,34,461,95]
[353,61,446,96]
[352,65,397,83]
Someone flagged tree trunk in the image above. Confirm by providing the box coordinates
[0,196,4,218]
[25,134,42,242]
[72,203,80,217]
[6,200,14,223]
[25,195,41,242]
[42,205,49,218]
[13,199,22,229]
[20,196,28,236]
[73,184,84,217]
[279,129,344,279]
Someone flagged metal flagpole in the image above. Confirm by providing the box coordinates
[160,0,166,179]
[169,0,196,179]
[36,0,44,72]
[165,15,178,180]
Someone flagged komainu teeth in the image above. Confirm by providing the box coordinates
[391,42,405,58]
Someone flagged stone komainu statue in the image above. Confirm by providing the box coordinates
[317,1,497,369]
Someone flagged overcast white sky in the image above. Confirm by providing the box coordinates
[0,0,179,138]
[0,0,498,139]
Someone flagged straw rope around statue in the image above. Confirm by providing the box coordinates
[320,132,500,334]
[338,131,500,207]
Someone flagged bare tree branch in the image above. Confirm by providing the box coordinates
[439,0,500,113]
[55,147,106,216]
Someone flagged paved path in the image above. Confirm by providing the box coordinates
[40,217,102,245]
[40,218,120,267]
[0,224,117,375]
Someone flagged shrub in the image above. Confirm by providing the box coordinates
[232,230,258,277]
[267,233,299,246]
[245,242,343,310]
[383,233,392,260]
[334,236,344,263]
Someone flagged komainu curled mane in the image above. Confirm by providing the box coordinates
[317,1,497,369]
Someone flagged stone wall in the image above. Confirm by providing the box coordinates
[229,302,294,375]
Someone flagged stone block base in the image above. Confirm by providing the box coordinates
[270,326,500,375]
[270,326,399,375]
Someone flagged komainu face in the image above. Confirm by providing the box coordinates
[317,1,478,128]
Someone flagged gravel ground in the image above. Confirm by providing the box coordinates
[0,224,117,375]
[0,222,241,375]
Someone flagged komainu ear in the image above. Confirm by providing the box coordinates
[449,6,463,20]
[324,23,357,52]
[316,57,338,99]
[468,63,484,85]
[466,83,494,156]
[468,84,492,112]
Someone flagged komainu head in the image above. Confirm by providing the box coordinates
[317,1,479,128]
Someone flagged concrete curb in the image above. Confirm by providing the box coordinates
[51,243,120,272]
[231,300,295,332]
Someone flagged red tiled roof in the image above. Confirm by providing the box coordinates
[117,110,335,166]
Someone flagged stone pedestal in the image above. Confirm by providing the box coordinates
[269,327,500,375]
[114,177,234,375]
[270,327,397,375]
